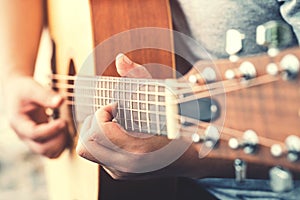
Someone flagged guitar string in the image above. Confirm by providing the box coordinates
[178,115,286,148]
[51,74,285,150]
[112,114,286,151]
[51,74,280,105]
[52,75,280,108]
[65,99,286,151]
[172,114,286,149]
[176,75,279,103]
[58,74,282,144]
[51,74,240,95]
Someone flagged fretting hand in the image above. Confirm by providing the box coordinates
[76,54,194,179]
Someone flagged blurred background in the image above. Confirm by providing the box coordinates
[0,29,51,200]
[0,105,48,200]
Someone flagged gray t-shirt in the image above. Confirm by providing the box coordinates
[172,0,299,61]
[171,1,300,199]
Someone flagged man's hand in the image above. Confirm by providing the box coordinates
[76,54,193,179]
[3,76,69,158]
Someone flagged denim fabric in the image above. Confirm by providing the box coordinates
[197,178,300,200]
[172,1,300,199]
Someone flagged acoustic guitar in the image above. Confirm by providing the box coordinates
[44,1,186,200]
[43,0,300,200]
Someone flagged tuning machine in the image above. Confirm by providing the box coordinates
[256,20,293,57]
[188,67,217,84]
[225,61,257,81]
[266,54,300,80]
[270,135,300,162]
[234,159,247,183]
[269,166,294,193]
[228,130,259,154]
[192,125,220,148]
[285,135,300,162]
[225,29,245,62]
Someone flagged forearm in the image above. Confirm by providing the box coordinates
[0,0,44,80]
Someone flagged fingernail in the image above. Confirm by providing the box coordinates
[116,53,132,65]
[116,53,124,61]
[122,54,132,65]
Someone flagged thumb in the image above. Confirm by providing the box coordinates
[26,78,63,108]
[115,53,152,78]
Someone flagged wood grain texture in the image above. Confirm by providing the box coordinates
[192,47,300,177]
[90,0,175,78]
[45,1,99,200]
[89,1,181,200]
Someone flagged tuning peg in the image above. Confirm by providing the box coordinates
[269,166,294,193]
[266,54,300,80]
[188,67,217,84]
[226,29,245,62]
[225,61,256,81]
[242,130,259,154]
[280,54,300,80]
[285,135,300,162]
[256,20,293,57]
[228,130,259,154]
[204,125,220,148]
[234,159,247,183]
[191,125,220,149]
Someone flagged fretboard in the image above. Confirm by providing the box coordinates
[74,75,171,135]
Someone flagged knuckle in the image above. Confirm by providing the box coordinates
[76,144,87,158]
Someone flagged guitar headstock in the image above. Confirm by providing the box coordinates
[183,47,300,180]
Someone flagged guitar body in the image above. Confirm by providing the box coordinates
[45,1,185,200]
[45,1,98,200]
[43,0,300,199]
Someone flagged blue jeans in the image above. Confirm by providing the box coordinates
[197,178,300,200]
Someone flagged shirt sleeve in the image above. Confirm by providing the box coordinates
[280,0,300,43]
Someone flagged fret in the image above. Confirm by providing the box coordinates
[101,80,105,106]
[145,83,150,133]
[122,80,128,130]
[75,75,172,135]
[129,79,134,131]
[117,79,124,128]
[155,83,161,135]
[116,115,168,136]
[137,81,142,132]
[105,81,109,105]
[95,78,100,111]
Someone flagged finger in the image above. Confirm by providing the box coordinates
[25,128,68,158]
[95,103,117,123]
[11,115,67,142]
[115,53,152,78]
[22,78,63,108]
[76,139,100,164]
[102,166,143,180]
[77,133,126,166]
[80,114,94,133]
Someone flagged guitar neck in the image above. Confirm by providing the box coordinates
[74,75,172,135]
[55,73,217,139]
